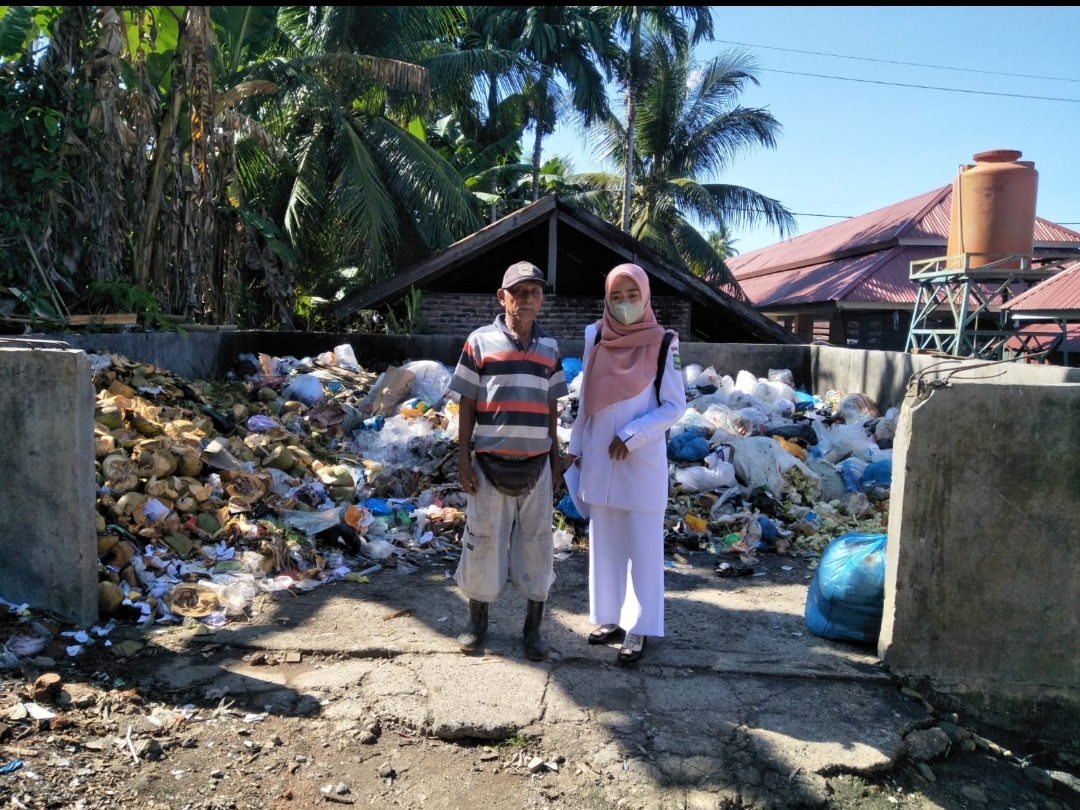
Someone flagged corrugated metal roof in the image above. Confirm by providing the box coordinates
[740,251,887,308]
[843,247,942,303]
[1003,262,1080,312]
[729,185,1080,286]
[728,188,943,279]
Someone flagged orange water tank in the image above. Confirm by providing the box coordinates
[945,149,1038,270]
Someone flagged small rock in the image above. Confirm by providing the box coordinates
[1023,766,1055,793]
[960,738,977,752]
[989,743,1003,757]
[270,735,283,747]
[249,652,268,666]
[972,733,990,750]
[960,785,988,804]
[1046,802,1064,810]
[133,738,163,761]
[357,730,378,745]
[936,721,963,744]
[295,755,308,763]
[479,753,498,762]
[377,762,395,779]
[528,756,546,774]
[916,763,936,783]
[285,651,303,664]
[29,673,63,702]
[905,727,952,761]
[210,769,225,779]
[335,783,350,795]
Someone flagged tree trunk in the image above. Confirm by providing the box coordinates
[621,87,635,232]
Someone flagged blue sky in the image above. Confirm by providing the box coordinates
[543,6,1080,255]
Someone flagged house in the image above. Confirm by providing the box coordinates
[726,186,1080,351]
[333,196,796,345]
[1002,261,1080,366]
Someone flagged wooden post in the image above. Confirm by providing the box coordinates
[547,213,558,294]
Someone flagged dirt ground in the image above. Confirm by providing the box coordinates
[1,548,1077,810]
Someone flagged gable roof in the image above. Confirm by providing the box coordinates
[333,196,797,344]
[728,186,1080,309]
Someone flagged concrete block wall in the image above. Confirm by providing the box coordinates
[420,293,691,342]
[0,346,98,626]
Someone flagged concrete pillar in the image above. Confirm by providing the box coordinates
[0,347,98,626]
[879,382,1080,742]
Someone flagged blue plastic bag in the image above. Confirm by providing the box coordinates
[562,357,583,385]
[860,459,892,499]
[804,532,887,644]
[668,430,710,462]
[359,498,393,516]
[556,493,583,521]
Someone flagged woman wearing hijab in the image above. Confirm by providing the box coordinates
[565,264,686,664]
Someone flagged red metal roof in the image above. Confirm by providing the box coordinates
[729,184,1080,308]
[1003,263,1080,312]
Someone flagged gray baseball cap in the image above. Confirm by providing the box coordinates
[501,261,547,290]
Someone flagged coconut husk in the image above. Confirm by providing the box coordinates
[135,449,178,479]
[165,583,219,617]
[95,435,117,458]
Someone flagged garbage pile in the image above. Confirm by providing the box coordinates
[70,346,894,636]
[555,363,896,574]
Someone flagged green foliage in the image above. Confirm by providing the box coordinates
[0,51,76,285]
[86,278,172,330]
[385,286,425,335]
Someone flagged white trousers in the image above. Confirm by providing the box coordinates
[588,505,665,636]
[455,461,555,603]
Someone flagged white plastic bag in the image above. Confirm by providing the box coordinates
[282,373,324,406]
[400,360,453,405]
[333,343,361,370]
[734,369,758,394]
[674,463,736,493]
[730,436,786,495]
[682,364,704,387]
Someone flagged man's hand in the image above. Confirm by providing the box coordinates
[608,436,629,460]
[459,460,480,496]
[550,453,563,493]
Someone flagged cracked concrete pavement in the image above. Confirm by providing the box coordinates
[144,550,930,806]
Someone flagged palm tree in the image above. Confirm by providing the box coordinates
[608,6,714,231]
[227,7,484,302]
[508,6,615,202]
[573,37,795,298]
[707,224,739,260]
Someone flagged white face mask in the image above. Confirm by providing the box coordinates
[610,300,646,325]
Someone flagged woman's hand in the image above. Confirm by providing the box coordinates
[608,437,629,460]
[563,453,579,468]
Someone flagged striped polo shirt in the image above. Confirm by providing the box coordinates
[450,315,568,457]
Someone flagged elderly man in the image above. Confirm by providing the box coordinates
[449,261,568,660]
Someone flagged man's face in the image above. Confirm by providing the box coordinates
[497,281,545,325]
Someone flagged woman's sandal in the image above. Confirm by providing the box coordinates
[616,633,646,665]
[588,624,625,645]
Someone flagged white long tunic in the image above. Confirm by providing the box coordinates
[568,324,686,637]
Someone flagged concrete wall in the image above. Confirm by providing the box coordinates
[0,346,98,626]
[879,381,1080,742]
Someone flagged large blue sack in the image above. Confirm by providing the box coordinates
[804,532,887,644]
[562,357,583,385]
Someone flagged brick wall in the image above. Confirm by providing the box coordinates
[420,292,691,341]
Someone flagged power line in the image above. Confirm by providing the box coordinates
[716,39,1080,84]
[758,67,1080,103]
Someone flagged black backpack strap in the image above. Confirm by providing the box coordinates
[654,330,676,405]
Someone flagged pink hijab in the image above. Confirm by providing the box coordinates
[581,264,667,420]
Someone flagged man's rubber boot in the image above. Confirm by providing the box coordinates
[457,600,488,653]
[523,599,549,661]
